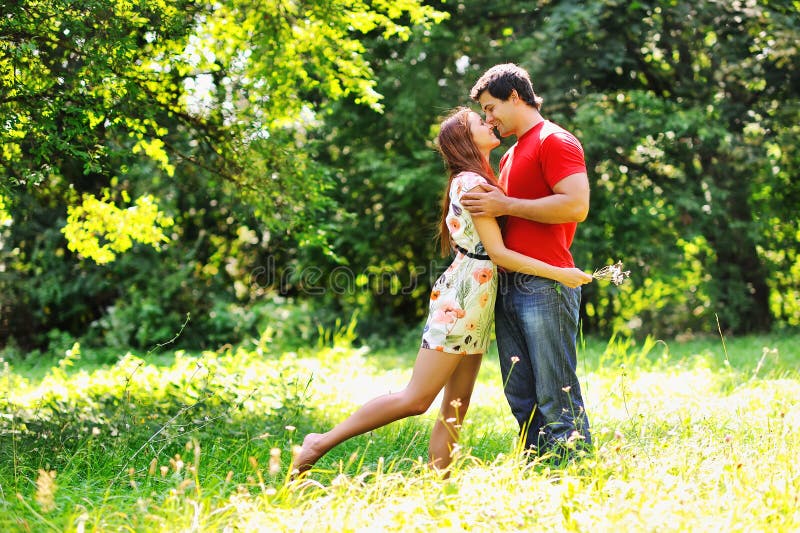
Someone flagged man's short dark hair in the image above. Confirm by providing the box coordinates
[470,63,543,109]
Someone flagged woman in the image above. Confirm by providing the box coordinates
[293,107,592,474]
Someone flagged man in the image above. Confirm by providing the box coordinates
[463,63,592,458]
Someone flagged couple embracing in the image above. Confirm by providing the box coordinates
[295,63,593,474]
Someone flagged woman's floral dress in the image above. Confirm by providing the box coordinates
[421,171,497,355]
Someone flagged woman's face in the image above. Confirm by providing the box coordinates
[467,111,500,153]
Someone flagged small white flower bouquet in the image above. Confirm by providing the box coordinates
[592,261,631,286]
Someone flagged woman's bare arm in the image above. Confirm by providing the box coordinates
[469,201,592,288]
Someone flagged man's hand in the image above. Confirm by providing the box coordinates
[460,182,509,218]
[558,268,594,288]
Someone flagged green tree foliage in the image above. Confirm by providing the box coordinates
[2,0,798,350]
[0,0,445,349]
[548,0,800,334]
[294,1,533,339]
[301,0,799,338]
[1,0,445,234]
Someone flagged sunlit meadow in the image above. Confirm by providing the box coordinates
[1,327,799,531]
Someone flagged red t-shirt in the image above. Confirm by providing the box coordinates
[498,120,587,268]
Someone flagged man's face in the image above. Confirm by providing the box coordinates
[478,91,517,138]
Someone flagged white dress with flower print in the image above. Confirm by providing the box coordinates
[421,171,497,355]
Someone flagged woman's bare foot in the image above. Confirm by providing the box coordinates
[292,433,326,474]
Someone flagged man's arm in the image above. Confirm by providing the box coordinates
[461,172,590,223]
[508,172,590,223]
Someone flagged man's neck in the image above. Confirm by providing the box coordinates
[514,108,544,139]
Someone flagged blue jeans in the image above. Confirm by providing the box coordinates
[495,272,591,453]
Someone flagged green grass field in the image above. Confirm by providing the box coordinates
[2,330,799,531]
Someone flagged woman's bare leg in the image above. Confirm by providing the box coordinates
[428,353,483,471]
[294,348,463,473]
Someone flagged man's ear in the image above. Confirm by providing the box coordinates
[510,89,519,103]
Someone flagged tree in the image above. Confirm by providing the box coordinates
[542,0,800,333]
[298,0,800,337]
[0,0,446,348]
[3,0,798,348]
[1,0,445,245]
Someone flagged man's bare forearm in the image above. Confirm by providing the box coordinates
[506,172,590,223]
[505,194,588,223]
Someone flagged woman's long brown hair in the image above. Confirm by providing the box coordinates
[434,107,499,256]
